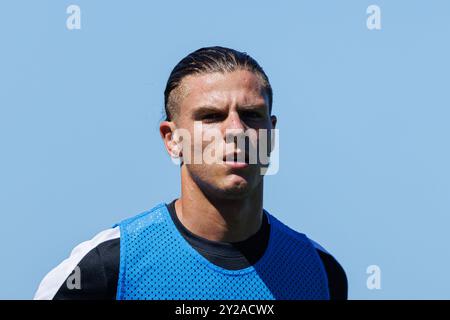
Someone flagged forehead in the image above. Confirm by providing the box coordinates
[179,69,268,110]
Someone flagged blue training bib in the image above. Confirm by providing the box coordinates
[115,203,330,300]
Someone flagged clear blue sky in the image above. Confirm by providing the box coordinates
[1,0,449,299]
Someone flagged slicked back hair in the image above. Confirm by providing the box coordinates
[163,46,273,121]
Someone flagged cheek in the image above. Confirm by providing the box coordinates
[186,163,226,189]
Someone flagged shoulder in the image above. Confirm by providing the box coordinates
[309,238,348,300]
[34,227,120,300]
[117,203,168,233]
[267,213,348,300]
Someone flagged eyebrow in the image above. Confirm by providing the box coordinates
[192,103,268,117]
[238,103,268,111]
[191,106,225,119]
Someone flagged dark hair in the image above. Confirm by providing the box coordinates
[163,46,273,121]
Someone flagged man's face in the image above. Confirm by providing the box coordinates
[167,69,276,199]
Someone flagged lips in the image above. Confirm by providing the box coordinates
[223,151,249,164]
[222,151,250,170]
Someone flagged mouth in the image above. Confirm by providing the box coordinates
[223,152,250,169]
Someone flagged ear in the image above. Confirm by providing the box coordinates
[159,120,182,159]
[270,115,277,129]
[269,115,277,153]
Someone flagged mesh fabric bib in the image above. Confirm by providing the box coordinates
[115,203,330,300]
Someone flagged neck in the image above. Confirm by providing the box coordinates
[175,167,264,243]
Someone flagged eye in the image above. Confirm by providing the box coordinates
[201,113,223,122]
[242,111,262,119]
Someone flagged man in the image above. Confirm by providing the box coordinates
[34,46,347,300]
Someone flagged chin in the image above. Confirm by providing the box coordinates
[189,166,259,199]
[219,176,253,198]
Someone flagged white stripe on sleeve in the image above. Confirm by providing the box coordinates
[33,227,120,300]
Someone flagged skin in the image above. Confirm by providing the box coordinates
[160,69,277,242]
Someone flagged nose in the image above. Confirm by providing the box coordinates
[224,111,246,132]
[223,111,248,152]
